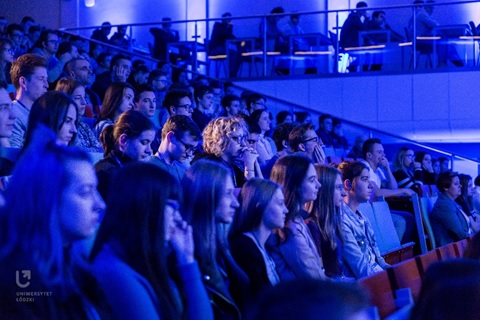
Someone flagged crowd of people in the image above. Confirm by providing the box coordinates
[1,11,480,320]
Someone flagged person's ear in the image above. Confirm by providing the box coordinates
[344,179,353,190]
[169,106,176,115]
[298,143,306,152]
[282,140,289,150]
[118,133,128,151]
[19,76,27,90]
[165,131,175,143]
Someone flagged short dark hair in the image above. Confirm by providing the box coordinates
[245,93,265,111]
[110,53,131,71]
[134,84,155,102]
[221,94,240,110]
[475,175,480,187]
[194,85,213,102]
[10,54,47,89]
[273,122,295,151]
[356,1,368,8]
[362,138,382,159]
[6,24,24,36]
[276,110,293,125]
[372,11,385,19]
[161,115,201,141]
[163,89,192,112]
[289,123,314,152]
[436,171,459,192]
[148,69,167,84]
[57,41,75,57]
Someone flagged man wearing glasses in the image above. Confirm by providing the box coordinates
[288,123,326,165]
[31,30,74,84]
[149,115,201,182]
[162,88,194,121]
[6,24,27,58]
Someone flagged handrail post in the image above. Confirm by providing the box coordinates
[263,15,267,76]
[335,11,339,74]
[413,5,417,69]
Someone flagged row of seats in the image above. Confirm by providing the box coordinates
[359,238,471,319]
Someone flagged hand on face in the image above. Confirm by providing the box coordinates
[237,147,258,168]
[313,144,326,164]
[377,156,389,169]
[170,218,194,265]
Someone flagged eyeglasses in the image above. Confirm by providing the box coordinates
[230,135,246,144]
[247,139,258,145]
[176,104,193,111]
[302,137,321,144]
[176,137,197,154]
[405,154,415,159]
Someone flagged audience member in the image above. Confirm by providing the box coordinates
[392,147,424,193]
[0,127,106,318]
[192,85,214,131]
[209,13,240,77]
[9,54,49,148]
[316,114,335,147]
[268,154,325,280]
[473,175,480,215]
[248,279,369,320]
[306,165,347,279]
[347,134,367,159]
[221,94,241,117]
[229,178,287,297]
[337,160,390,279]
[262,122,295,178]
[0,81,16,174]
[430,171,475,246]
[456,174,480,231]
[275,110,293,125]
[91,163,213,320]
[31,30,72,83]
[294,111,312,124]
[288,123,326,165]
[198,116,261,187]
[331,118,349,150]
[415,151,437,184]
[0,39,14,84]
[340,2,371,72]
[127,64,149,89]
[249,109,275,165]
[163,88,194,120]
[182,159,248,318]
[91,53,132,101]
[150,17,180,63]
[410,259,480,320]
[171,68,190,87]
[91,21,112,44]
[94,110,155,199]
[64,57,102,118]
[23,91,77,149]
[149,115,201,182]
[55,78,102,152]
[361,138,416,243]
[259,7,286,52]
[6,24,27,58]
[368,11,404,42]
[93,82,135,139]
[439,156,450,172]
[109,25,130,50]
[148,69,169,110]
[95,52,112,76]
[245,93,266,115]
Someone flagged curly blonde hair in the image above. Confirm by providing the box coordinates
[202,116,248,157]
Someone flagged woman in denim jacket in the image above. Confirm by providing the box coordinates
[338,161,390,279]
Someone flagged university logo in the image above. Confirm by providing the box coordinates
[16,270,31,288]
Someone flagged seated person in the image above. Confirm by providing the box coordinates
[392,147,424,193]
[430,171,476,246]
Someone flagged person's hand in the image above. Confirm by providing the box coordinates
[313,144,326,164]
[170,218,194,265]
[402,188,416,196]
[238,147,258,169]
[113,64,129,82]
[413,161,422,169]
[58,51,73,64]
[378,156,390,169]
[423,161,434,173]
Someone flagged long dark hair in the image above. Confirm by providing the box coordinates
[311,165,344,250]
[91,163,182,319]
[24,91,78,149]
[228,178,282,240]
[270,153,312,222]
[0,125,91,298]
[456,174,474,214]
[96,82,135,124]
[182,160,231,277]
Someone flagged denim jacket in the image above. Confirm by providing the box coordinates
[341,204,389,279]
